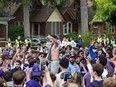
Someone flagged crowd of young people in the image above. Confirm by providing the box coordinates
[0,35,116,87]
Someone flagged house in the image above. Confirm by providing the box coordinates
[60,0,80,35]
[30,6,65,38]
[88,1,116,36]
[0,11,14,46]
[62,0,116,37]
[7,1,65,38]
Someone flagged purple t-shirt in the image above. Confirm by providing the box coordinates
[26,80,41,87]
[86,80,103,87]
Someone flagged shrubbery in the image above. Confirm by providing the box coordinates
[64,32,77,42]
[81,32,94,47]
[64,32,94,47]
[8,24,24,41]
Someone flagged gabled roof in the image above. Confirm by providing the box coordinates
[5,2,21,15]
[60,0,74,14]
[0,11,12,17]
[30,6,64,22]
[60,0,78,20]
[0,11,14,21]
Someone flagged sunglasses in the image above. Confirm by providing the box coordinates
[41,56,45,57]
[80,53,84,54]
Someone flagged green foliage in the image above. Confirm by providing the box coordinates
[64,32,77,42]
[0,0,11,11]
[44,0,71,8]
[64,32,94,47]
[8,24,24,41]
[0,0,32,11]
[81,32,94,47]
[94,0,116,24]
[103,23,115,38]
[19,0,32,8]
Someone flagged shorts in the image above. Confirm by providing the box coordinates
[48,60,59,74]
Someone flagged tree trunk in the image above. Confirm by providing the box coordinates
[80,0,89,33]
[23,6,30,38]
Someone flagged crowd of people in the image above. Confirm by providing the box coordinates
[0,34,116,87]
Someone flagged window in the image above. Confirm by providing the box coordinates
[93,24,99,29]
[48,22,60,35]
[15,21,23,25]
[63,22,72,35]
[34,24,38,35]
[111,25,115,32]
[0,24,5,39]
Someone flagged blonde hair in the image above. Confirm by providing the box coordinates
[67,83,78,87]
[103,77,116,87]
[62,82,78,87]
[72,72,82,87]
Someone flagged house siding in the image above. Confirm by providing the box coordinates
[9,6,23,24]
[47,8,64,22]
[0,24,6,47]
[89,22,114,36]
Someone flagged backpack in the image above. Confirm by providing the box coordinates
[91,81,103,87]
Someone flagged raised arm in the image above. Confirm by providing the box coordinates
[47,35,58,44]
[43,66,54,87]
[11,49,20,65]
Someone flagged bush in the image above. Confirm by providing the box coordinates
[64,32,94,47]
[64,32,77,41]
[81,32,94,47]
[8,24,24,41]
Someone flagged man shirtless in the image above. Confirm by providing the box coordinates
[47,35,60,74]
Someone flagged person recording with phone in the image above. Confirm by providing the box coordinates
[25,64,54,87]
[54,57,69,87]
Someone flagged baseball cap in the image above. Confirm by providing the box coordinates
[44,84,52,87]
[70,54,75,58]
[31,64,41,76]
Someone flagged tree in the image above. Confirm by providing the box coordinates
[93,0,116,25]
[43,0,70,8]
[21,0,32,38]
[0,0,32,38]
[80,0,89,33]
[0,0,11,11]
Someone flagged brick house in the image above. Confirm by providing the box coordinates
[7,1,65,38]
[0,12,14,46]
[60,0,80,35]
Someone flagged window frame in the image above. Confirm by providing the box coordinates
[63,21,72,35]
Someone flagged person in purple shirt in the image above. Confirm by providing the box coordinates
[4,44,11,57]
[86,63,104,87]
[26,64,41,87]
[26,64,53,87]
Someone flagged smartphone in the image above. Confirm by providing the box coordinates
[60,72,72,82]
[40,59,46,70]
[64,73,69,81]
